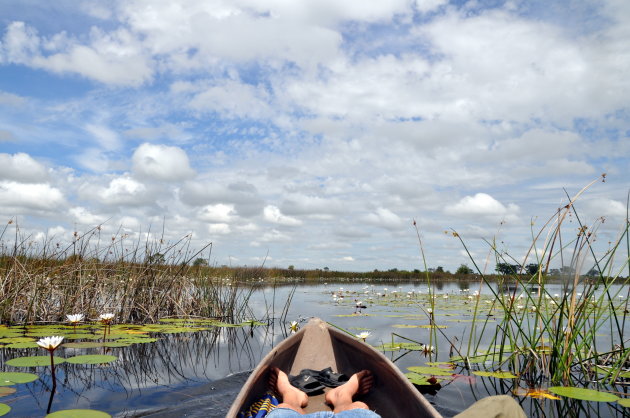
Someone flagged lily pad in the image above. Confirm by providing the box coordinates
[405,372,443,386]
[0,337,35,343]
[472,370,517,379]
[548,386,619,402]
[66,355,118,365]
[373,342,424,352]
[0,372,39,385]
[0,403,10,416]
[46,409,111,417]
[407,366,454,376]
[6,356,66,367]
[116,337,157,344]
[5,342,39,349]
[63,342,104,349]
[103,341,133,348]
[618,398,630,407]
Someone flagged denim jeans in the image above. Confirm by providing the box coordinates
[267,407,381,418]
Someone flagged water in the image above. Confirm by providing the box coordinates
[1,281,629,417]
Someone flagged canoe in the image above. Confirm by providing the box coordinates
[227,317,442,417]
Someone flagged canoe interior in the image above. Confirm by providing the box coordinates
[227,318,442,418]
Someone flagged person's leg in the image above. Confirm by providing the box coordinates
[324,370,374,413]
[268,367,309,414]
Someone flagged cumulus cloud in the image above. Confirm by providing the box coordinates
[263,205,302,226]
[69,206,107,225]
[198,204,236,223]
[363,208,405,230]
[445,193,519,220]
[180,181,264,217]
[1,22,153,85]
[208,223,231,235]
[0,181,65,213]
[0,153,48,182]
[132,143,195,181]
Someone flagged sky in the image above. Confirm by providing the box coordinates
[0,0,628,273]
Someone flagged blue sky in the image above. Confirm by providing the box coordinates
[0,0,628,272]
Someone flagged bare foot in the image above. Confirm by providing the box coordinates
[325,370,374,413]
[269,367,308,411]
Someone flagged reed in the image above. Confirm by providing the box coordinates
[0,222,253,324]
[454,176,630,387]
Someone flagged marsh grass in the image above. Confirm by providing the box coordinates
[0,222,256,324]
[451,176,630,388]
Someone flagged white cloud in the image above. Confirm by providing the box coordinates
[1,22,152,85]
[198,204,236,223]
[0,181,65,213]
[445,193,519,220]
[132,143,195,181]
[0,153,48,182]
[101,176,149,205]
[363,208,405,230]
[263,205,302,226]
[85,124,122,151]
[0,91,27,107]
[69,206,106,225]
[208,223,231,235]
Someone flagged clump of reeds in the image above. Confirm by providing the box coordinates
[0,221,254,324]
[452,175,630,387]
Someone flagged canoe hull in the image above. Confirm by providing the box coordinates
[227,318,442,418]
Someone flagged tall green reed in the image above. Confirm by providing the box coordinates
[452,176,629,386]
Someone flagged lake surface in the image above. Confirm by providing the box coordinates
[1,280,629,417]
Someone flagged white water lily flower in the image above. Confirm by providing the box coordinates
[427,308,433,314]
[289,321,299,333]
[99,313,115,322]
[66,313,84,323]
[356,331,371,341]
[422,344,435,354]
[37,336,64,351]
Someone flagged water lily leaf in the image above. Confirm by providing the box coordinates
[0,387,16,397]
[0,337,35,343]
[373,342,405,352]
[116,337,157,344]
[418,324,447,329]
[618,398,630,407]
[407,366,454,376]
[25,330,67,337]
[0,403,10,416]
[46,409,111,417]
[373,342,424,351]
[393,324,421,328]
[63,342,104,349]
[66,355,118,365]
[513,387,561,400]
[6,342,39,349]
[472,370,517,379]
[103,341,133,348]
[0,372,38,385]
[6,356,66,367]
[405,372,442,386]
[425,362,454,368]
[548,386,619,402]
[63,333,101,340]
